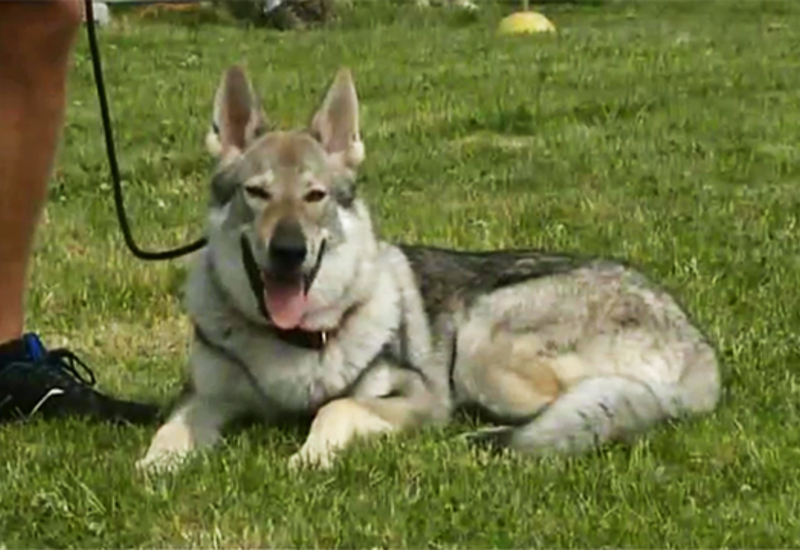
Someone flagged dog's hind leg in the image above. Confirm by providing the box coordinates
[136,393,239,473]
[465,375,685,455]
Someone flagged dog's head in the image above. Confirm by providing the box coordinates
[203,65,376,331]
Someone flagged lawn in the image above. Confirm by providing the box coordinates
[3,0,800,546]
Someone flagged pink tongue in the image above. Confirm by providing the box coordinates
[263,279,306,330]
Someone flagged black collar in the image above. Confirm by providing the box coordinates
[239,234,331,351]
[271,326,334,351]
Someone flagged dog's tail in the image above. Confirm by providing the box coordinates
[470,354,720,455]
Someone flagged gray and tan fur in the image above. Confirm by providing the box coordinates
[138,66,720,472]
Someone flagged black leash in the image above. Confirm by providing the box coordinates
[84,0,207,261]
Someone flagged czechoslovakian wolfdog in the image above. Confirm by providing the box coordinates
[138,66,720,471]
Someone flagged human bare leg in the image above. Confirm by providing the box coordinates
[0,1,159,425]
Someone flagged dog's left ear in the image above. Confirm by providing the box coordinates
[310,68,365,169]
[206,65,267,163]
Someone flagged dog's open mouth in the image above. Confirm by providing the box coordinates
[261,275,305,330]
[240,235,326,330]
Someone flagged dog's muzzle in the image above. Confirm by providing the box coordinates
[240,233,326,322]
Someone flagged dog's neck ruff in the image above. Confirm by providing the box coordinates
[239,234,332,351]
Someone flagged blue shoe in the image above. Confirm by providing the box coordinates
[0,333,160,425]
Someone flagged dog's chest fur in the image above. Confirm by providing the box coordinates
[186,250,405,412]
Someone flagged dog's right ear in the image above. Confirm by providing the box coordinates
[205,65,266,163]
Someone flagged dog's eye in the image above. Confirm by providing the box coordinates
[245,186,271,201]
[304,189,327,203]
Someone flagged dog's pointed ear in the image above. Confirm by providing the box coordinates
[206,65,266,162]
[310,68,365,169]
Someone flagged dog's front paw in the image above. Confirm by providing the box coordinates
[136,419,199,474]
[288,441,336,471]
[135,448,190,475]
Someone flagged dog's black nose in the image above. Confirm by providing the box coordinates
[268,218,307,272]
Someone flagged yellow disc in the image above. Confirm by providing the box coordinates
[497,11,556,35]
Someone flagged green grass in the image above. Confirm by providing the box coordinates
[3,0,800,546]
